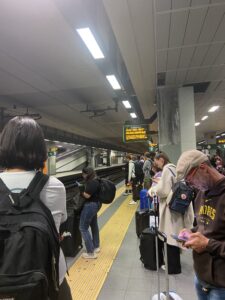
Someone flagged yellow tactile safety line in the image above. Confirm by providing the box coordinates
[97,185,125,217]
[67,194,136,300]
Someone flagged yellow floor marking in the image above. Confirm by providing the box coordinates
[67,194,136,300]
[97,185,125,217]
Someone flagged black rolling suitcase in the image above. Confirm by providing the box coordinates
[135,209,155,238]
[139,195,164,270]
[60,211,82,257]
[139,227,164,270]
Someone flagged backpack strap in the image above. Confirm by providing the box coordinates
[26,171,49,200]
[0,178,11,194]
[168,167,176,177]
[6,171,49,208]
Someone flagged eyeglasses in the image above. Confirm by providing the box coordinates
[185,167,199,186]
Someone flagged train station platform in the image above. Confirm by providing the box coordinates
[66,182,197,300]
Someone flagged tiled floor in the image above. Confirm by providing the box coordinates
[97,211,197,300]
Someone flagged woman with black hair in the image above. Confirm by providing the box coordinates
[79,166,102,259]
[0,116,72,300]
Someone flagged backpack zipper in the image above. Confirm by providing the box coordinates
[52,255,59,291]
[8,194,15,205]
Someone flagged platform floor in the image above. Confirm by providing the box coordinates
[67,182,197,300]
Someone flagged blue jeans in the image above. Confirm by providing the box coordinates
[195,275,225,300]
[79,201,101,253]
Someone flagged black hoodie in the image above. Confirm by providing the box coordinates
[193,177,225,287]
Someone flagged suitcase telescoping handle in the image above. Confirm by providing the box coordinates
[155,228,170,300]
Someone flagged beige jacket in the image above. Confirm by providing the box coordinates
[149,163,194,247]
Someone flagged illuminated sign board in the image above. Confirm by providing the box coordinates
[218,139,225,144]
[123,125,148,143]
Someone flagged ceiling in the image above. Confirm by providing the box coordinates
[0,0,224,152]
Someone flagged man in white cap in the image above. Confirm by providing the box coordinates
[176,149,225,299]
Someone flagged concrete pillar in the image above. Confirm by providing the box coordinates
[91,147,95,168]
[157,86,196,164]
[47,150,56,175]
[107,149,111,166]
[178,86,196,153]
[157,87,181,163]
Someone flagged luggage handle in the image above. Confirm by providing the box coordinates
[156,230,167,243]
[155,229,169,300]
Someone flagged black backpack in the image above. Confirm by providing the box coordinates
[168,168,195,215]
[0,172,60,300]
[134,161,144,180]
[97,178,116,204]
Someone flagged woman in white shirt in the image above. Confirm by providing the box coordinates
[0,116,72,300]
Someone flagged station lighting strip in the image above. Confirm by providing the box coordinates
[76,27,138,119]
[195,105,220,127]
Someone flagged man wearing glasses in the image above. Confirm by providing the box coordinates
[176,149,225,300]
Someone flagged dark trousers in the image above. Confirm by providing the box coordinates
[166,244,181,274]
[58,278,72,300]
[132,178,142,202]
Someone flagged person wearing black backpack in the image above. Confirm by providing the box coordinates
[129,155,144,205]
[79,167,102,259]
[0,117,72,300]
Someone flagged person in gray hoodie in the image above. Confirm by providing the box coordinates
[143,152,155,189]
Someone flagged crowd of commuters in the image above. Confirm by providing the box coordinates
[124,148,225,299]
[1,116,225,299]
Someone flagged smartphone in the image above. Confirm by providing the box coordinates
[171,234,188,242]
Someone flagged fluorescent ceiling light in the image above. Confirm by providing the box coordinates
[76,27,104,59]
[122,100,131,109]
[195,122,200,126]
[201,115,208,121]
[130,113,137,119]
[106,75,121,90]
[216,135,221,138]
[208,105,219,112]
[221,133,225,136]
[53,140,59,143]
[44,139,50,142]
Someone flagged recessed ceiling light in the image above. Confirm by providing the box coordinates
[44,139,50,142]
[122,100,131,109]
[106,75,121,90]
[76,27,104,59]
[130,113,137,118]
[221,133,225,136]
[195,122,200,126]
[201,115,208,121]
[208,105,219,112]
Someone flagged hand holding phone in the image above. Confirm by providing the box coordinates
[171,234,188,243]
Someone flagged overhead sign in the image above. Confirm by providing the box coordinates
[218,139,225,144]
[123,124,148,143]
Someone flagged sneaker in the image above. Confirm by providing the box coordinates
[123,192,128,196]
[82,252,97,259]
[94,247,101,253]
[161,265,166,271]
[129,200,137,205]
